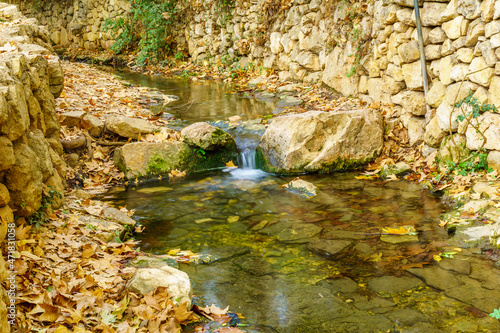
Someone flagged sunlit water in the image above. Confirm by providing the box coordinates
[103,70,500,332]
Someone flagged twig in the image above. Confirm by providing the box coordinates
[96,141,127,146]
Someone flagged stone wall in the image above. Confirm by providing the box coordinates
[0,4,66,331]
[19,0,500,162]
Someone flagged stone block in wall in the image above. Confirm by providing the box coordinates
[289,62,307,81]
[450,63,469,82]
[410,26,431,46]
[481,0,496,22]
[4,143,43,217]
[28,129,54,182]
[408,116,426,146]
[445,82,480,107]
[0,205,13,241]
[396,8,414,27]
[488,76,500,107]
[465,112,500,150]
[359,75,369,94]
[441,39,456,56]
[469,57,494,87]
[0,137,14,172]
[421,2,448,27]
[0,184,9,207]
[478,41,497,67]
[465,20,485,47]
[442,16,466,39]
[473,87,489,105]
[270,32,282,54]
[386,63,404,81]
[402,61,423,90]
[382,75,405,95]
[456,47,475,62]
[394,22,408,33]
[394,0,423,8]
[436,102,460,132]
[367,78,392,104]
[428,27,447,44]
[277,54,291,71]
[425,115,447,147]
[485,20,500,38]
[281,33,297,54]
[392,91,426,116]
[322,46,359,97]
[296,51,321,71]
[426,81,446,108]
[452,36,467,49]
[440,0,460,22]
[457,0,481,20]
[380,4,400,25]
[439,55,458,86]
[398,40,419,63]
[425,44,442,60]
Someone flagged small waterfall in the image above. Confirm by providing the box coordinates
[238,147,257,169]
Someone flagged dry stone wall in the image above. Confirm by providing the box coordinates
[0,4,66,331]
[18,0,500,164]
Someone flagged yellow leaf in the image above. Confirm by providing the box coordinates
[54,325,70,333]
[382,225,416,235]
[433,255,442,262]
[225,160,237,168]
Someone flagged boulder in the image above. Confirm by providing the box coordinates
[257,110,383,174]
[424,116,447,147]
[127,266,192,307]
[282,178,317,198]
[0,184,9,207]
[393,91,426,116]
[380,162,411,179]
[180,122,236,151]
[105,115,158,139]
[0,137,15,172]
[103,207,136,227]
[114,141,192,180]
[59,111,86,127]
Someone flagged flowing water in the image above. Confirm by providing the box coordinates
[105,70,500,332]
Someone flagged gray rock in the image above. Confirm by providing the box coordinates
[407,266,462,290]
[386,308,429,326]
[276,95,303,108]
[102,206,136,226]
[276,223,322,243]
[105,115,158,139]
[367,276,424,294]
[181,122,236,151]
[308,239,352,258]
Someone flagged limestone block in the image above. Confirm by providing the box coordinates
[367,78,392,104]
[469,57,494,87]
[289,62,307,81]
[380,4,400,25]
[439,55,458,86]
[450,64,470,82]
[485,20,500,38]
[481,0,496,22]
[0,184,9,207]
[496,62,500,75]
[465,20,485,47]
[296,51,321,71]
[0,137,14,172]
[495,1,500,20]
[438,0,458,22]
[395,0,423,8]
[441,39,455,56]
[105,115,158,139]
[402,61,424,90]
[456,47,475,63]
[423,44,441,61]
[4,144,42,217]
[487,150,500,173]
[425,115,447,147]
[473,87,489,105]
[444,83,478,107]
[358,75,369,94]
[277,54,291,71]
[436,102,460,132]
[382,75,405,94]
[442,16,465,39]
[394,22,408,33]
[393,91,427,116]
[488,76,500,107]
[421,2,448,27]
[490,33,500,49]
[410,26,431,45]
[1,83,29,142]
[408,116,426,146]
[457,0,481,20]
[270,32,282,54]
[465,112,500,150]
[426,81,447,108]
[478,41,497,67]
[396,8,414,26]
[386,63,404,81]
[452,36,467,49]
[28,129,54,182]
[398,40,420,63]
[428,27,447,44]
[322,46,359,97]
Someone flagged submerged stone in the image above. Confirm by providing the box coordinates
[380,234,419,244]
[367,276,424,294]
[233,256,274,276]
[276,223,322,243]
[308,239,352,258]
[407,266,462,291]
[282,178,317,198]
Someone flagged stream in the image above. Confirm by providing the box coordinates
[103,69,500,332]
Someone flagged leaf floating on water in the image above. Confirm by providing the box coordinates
[381,225,417,235]
[226,160,237,168]
[227,216,240,223]
[201,304,230,316]
[195,218,214,224]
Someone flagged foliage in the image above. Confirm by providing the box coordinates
[194,148,206,159]
[490,308,500,319]
[444,149,492,176]
[103,0,178,66]
[28,186,62,229]
[455,92,498,123]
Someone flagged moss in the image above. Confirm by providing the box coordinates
[146,153,173,174]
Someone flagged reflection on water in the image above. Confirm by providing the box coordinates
[114,71,275,122]
[104,172,500,332]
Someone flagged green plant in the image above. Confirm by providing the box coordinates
[28,186,62,229]
[103,0,178,66]
[445,149,492,176]
[194,148,206,159]
[490,308,500,319]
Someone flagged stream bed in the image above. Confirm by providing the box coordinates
[104,70,500,332]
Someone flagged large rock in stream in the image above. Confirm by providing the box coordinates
[114,122,238,179]
[256,110,383,174]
